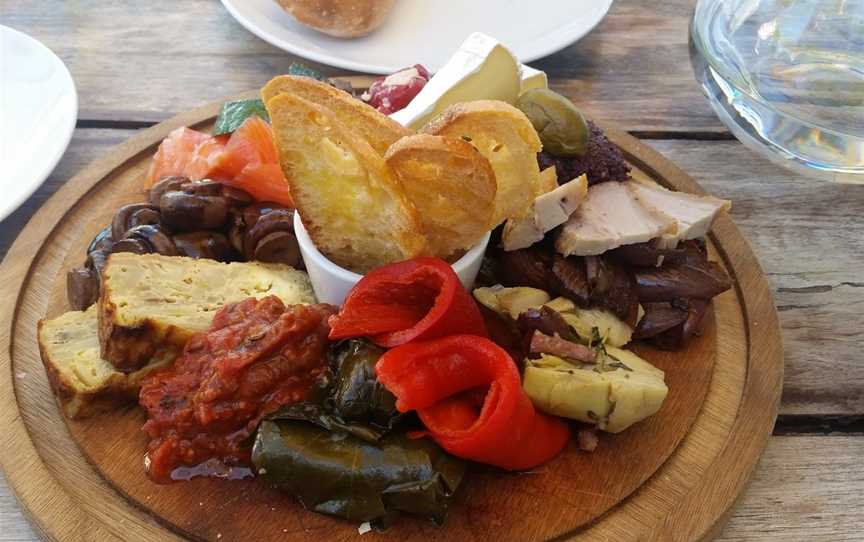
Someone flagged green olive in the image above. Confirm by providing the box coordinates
[516,88,589,157]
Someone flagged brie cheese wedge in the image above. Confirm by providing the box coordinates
[390,32,523,129]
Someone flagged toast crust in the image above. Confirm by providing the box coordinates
[261,75,409,156]
[267,92,427,272]
[385,133,496,259]
[422,100,542,225]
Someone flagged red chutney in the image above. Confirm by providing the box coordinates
[139,296,336,483]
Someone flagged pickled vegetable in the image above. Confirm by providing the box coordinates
[523,348,668,433]
[516,88,588,157]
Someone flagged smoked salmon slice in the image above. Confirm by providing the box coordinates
[144,127,211,187]
[145,117,293,208]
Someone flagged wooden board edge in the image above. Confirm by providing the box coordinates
[601,128,784,541]
[0,97,783,542]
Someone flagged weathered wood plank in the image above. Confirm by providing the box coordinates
[717,436,864,541]
[3,436,862,541]
[1,0,720,132]
[647,140,864,417]
[1,132,859,417]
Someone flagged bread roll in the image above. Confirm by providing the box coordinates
[275,0,396,38]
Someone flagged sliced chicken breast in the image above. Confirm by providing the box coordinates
[627,181,731,244]
[556,181,677,256]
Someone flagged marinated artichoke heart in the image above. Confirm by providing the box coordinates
[473,286,635,347]
[473,285,551,319]
[523,348,668,433]
[545,296,635,348]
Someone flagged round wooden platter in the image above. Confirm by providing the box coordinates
[0,92,783,542]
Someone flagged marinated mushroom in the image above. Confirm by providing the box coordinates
[67,267,100,311]
[252,231,301,266]
[159,191,229,232]
[111,237,151,255]
[120,224,179,256]
[243,208,299,264]
[221,185,254,207]
[87,226,114,254]
[180,179,223,197]
[147,176,189,207]
[173,231,235,260]
[111,203,160,240]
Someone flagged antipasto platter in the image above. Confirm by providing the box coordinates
[0,34,782,542]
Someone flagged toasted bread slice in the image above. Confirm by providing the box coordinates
[384,134,497,259]
[99,252,315,371]
[261,75,409,156]
[538,166,559,193]
[38,306,174,418]
[266,92,427,272]
[422,100,542,225]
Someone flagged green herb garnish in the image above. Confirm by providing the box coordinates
[287,62,327,81]
[213,98,269,135]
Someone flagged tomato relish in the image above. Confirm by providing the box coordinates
[139,296,336,483]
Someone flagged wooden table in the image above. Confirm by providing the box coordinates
[1,1,862,540]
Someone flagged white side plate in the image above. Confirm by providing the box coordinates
[221,0,613,74]
[0,26,78,222]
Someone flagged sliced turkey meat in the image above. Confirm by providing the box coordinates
[628,180,731,246]
[556,181,677,257]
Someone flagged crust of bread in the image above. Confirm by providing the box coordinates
[261,75,409,156]
[422,100,542,225]
[385,134,496,259]
[266,92,427,272]
[274,0,395,38]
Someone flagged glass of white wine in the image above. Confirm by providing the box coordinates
[690,0,864,182]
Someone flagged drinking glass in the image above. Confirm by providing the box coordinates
[690,0,864,182]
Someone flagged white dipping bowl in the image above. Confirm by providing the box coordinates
[294,213,491,306]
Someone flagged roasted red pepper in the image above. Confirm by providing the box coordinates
[375,335,570,470]
[328,257,487,347]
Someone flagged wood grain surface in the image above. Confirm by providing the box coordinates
[0,0,861,540]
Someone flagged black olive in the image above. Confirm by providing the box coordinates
[147,176,189,207]
[159,192,229,232]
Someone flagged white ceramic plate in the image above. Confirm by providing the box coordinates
[0,26,78,222]
[221,0,613,74]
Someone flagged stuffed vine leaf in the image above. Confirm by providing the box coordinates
[268,339,402,441]
[253,420,466,524]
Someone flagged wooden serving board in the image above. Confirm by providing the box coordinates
[0,92,783,542]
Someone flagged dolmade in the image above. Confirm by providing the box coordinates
[253,420,466,524]
[269,339,402,441]
[329,339,398,427]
